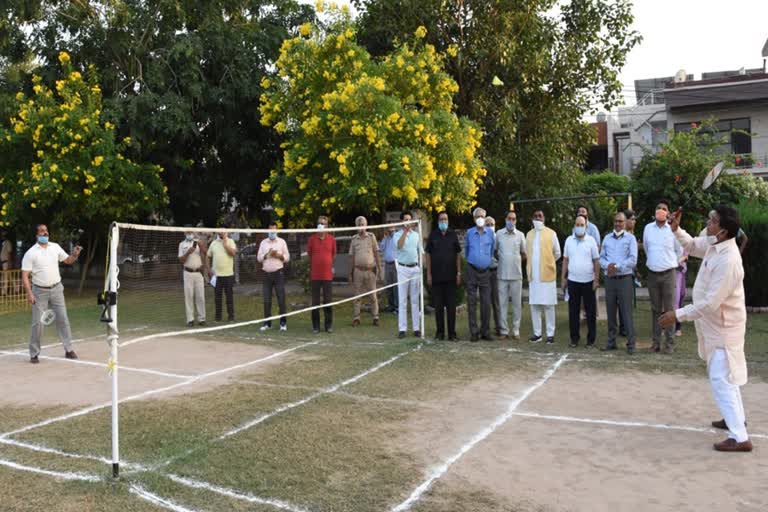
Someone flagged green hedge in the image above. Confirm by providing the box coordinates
[737,201,768,307]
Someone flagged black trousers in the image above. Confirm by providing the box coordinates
[214,275,235,321]
[432,281,457,338]
[263,270,287,327]
[567,280,596,345]
[311,280,333,331]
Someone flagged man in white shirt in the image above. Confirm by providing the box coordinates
[495,210,526,340]
[562,215,600,348]
[257,222,290,331]
[660,205,752,452]
[178,229,207,327]
[642,200,680,353]
[526,210,561,344]
[21,224,82,364]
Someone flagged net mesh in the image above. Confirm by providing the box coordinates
[110,221,421,345]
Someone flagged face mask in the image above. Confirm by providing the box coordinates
[532,220,544,230]
[268,232,277,241]
[317,224,326,230]
[37,236,49,244]
[506,221,515,231]
[438,221,448,232]
[614,229,625,237]
[707,229,724,245]
[475,217,485,228]
[185,234,194,241]
[574,226,586,237]
[655,210,668,223]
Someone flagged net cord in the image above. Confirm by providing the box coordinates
[114,220,419,235]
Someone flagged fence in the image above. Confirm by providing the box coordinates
[0,269,28,314]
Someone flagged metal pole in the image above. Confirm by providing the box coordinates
[418,219,424,339]
[107,223,120,478]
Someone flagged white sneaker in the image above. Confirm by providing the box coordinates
[260,325,271,331]
[280,325,287,332]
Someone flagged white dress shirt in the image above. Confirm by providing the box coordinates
[642,221,680,272]
[21,242,69,287]
[495,228,526,280]
[563,235,599,283]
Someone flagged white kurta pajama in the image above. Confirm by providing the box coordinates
[529,230,561,338]
[674,229,749,442]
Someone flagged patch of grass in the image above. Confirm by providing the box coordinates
[0,404,76,434]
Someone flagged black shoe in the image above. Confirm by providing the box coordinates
[585,342,595,349]
[627,346,635,355]
[227,317,235,322]
[198,321,206,326]
[30,356,39,364]
[601,344,618,352]
[529,335,542,344]
[414,330,421,338]
[65,350,78,360]
[569,342,578,348]
[435,333,445,341]
[546,337,555,345]
[187,321,194,327]
[313,329,320,334]
[481,335,494,341]
[326,327,333,334]
[448,335,459,342]
[398,331,405,339]
[470,334,479,342]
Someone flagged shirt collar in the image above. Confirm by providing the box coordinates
[714,237,736,253]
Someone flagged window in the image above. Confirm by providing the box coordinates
[673,118,751,156]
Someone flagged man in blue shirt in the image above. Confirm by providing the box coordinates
[465,207,495,342]
[379,226,398,313]
[600,211,638,354]
[394,211,423,338]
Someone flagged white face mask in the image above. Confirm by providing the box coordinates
[475,217,485,228]
[532,220,544,230]
[317,224,326,230]
[707,229,724,245]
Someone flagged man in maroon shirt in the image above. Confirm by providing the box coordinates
[307,216,337,333]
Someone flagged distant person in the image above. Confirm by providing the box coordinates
[307,216,336,334]
[1,229,13,295]
[736,227,748,255]
[208,229,237,323]
[426,211,461,341]
[485,216,501,336]
[350,216,381,328]
[526,210,561,344]
[465,207,495,342]
[661,205,752,452]
[642,200,679,353]
[562,215,600,348]
[576,205,601,250]
[178,229,207,327]
[495,210,526,340]
[379,225,399,313]
[600,211,638,354]
[674,249,689,337]
[394,211,422,338]
[21,224,81,364]
[257,222,289,331]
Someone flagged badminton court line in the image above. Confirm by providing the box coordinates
[0,341,319,440]
[0,436,150,472]
[1,325,151,355]
[0,350,192,380]
[511,411,768,439]
[0,456,101,482]
[129,485,201,512]
[390,354,569,512]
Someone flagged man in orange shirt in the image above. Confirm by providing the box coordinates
[307,216,337,334]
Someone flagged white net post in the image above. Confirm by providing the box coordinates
[418,219,425,339]
[106,223,120,478]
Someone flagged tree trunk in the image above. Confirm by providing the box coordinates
[78,231,99,295]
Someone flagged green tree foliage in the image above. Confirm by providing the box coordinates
[260,11,486,222]
[1,0,313,226]
[353,0,641,210]
[737,200,768,307]
[0,53,167,290]
[631,122,768,232]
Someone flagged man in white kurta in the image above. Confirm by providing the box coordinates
[660,205,751,452]
[526,210,561,343]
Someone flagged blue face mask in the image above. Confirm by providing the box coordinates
[574,226,586,237]
[268,232,277,241]
[438,221,448,232]
[505,220,515,231]
[37,236,49,244]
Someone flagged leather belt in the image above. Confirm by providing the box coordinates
[399,263,418,268]
[385,261,396,265]
[468,264,488,273]
[648,268,675,274]
[355,265,375,271]
[184,267,202,273]
[608,274,631,280]
[33,282,60,289]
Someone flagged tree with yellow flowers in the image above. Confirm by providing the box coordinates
[259,6,486,221]
[0,52,167,291]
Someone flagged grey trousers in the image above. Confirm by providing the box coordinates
[647,269,676,348]
[466,265,491,337]
[605,276,636,349]
[489,269,500,333]
[498,279,523,336]
[29,283,73,358]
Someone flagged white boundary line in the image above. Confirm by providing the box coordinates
[0,457,101,482]
[120,278,417,348]
[0,341,318,439]
[129,485,202,512]
[166,473,310,512]
[0,437,150,471]
[511,411,768,439]
[390,354,568,512]
[1,326,150,355]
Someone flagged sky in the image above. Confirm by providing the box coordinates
[301,0,768,111]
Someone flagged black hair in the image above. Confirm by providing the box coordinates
[506,210,517,217]
[624,208,635,219]
[656,199,671,210]
[33,224,47,236]
[267,221,277,228]
[532,209,544,217]
[713,204,739,239]
[576,204,589,215]
[436,211,448,218]
[400,211,413,220]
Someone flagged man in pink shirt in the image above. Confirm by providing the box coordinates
[661,205,751,452]
[257,222,290,331]
[307,216,337,334]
